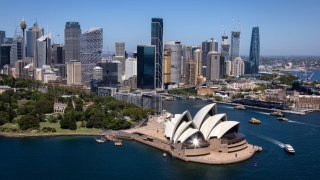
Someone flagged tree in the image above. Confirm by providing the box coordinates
[214,96,222,101]
[0,111,9,126]
[60,110,77,130]
[18,115,40,130]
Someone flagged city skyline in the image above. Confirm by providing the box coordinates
[0,0,319,56]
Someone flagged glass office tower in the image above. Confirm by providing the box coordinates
[151,18,163,89]
[249,27,260,74]
[137,45,156,89]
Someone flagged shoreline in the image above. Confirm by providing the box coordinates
[0,132,101,138]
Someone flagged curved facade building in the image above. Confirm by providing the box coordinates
[165,103,248,156]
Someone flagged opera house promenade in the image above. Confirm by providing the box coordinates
[123,103,262,164]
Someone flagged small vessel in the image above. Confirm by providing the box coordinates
[284,144,295,154]
[249,118,261,124]
[163,152,167,157]
[234,105,246,110]
[277,117,288,121]
[95,137,107,144]
[188,96,196,100]
[114,140,123,146]
[271,110,284,117]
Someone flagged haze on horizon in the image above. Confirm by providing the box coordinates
[0,0,319,56]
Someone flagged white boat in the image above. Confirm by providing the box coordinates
[163,152,167,157]
[234,105,246,110]
[114,140,123,146]
[284,144,295,154]
[95,137,106,144]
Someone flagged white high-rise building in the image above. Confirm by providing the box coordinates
[66,60,82,85]
[92,66,103,80]
[193,49,202,76]
[225,60,232,76]
[206,51,220,81]
[125,57,137,80]
[232,57,245,77]
[37,33,51,68]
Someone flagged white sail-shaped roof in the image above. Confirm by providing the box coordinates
[193,103,217,129]
[164,121,175,138]
[177,128,199,143]
[170,111,192,140]
[209,121,239,139]
[173,121,193,143]
[200,113,226,140]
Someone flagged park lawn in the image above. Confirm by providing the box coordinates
[1,121,100,135]
[40,121,100,134]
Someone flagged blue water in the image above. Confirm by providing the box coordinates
[1,100,320,179]
[288,69,320,81]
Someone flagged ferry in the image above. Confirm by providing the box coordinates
[249,118,261,124]
[271,111,284,117]
[284,144,295,154]
[234,105,246,110]
[277,117,288,122]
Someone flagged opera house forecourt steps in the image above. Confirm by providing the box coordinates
[123,103,262,164]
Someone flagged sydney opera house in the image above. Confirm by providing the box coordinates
[164,103,250,157]
[127,103,261,164]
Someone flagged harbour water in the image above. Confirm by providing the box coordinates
[287,69,320,81]
[1,100,320,179]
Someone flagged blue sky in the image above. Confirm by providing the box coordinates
[0,0,319,56]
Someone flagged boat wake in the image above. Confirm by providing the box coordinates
[288,120,320,128]
[219,105,234,109]
[247,110,270,115]
[255,135,284,148]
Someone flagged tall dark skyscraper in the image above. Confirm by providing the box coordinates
[65,22,81,62]
[0,30,5,44]
[137,45,156,89]
[201,38,214,77]
[151,18,163,89]
[249,27,260,74]
[0,45,11,68]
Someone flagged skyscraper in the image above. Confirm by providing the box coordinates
[249,27,260,74]
[230,31,240,61]
[151,18,163,89]
[0,45,11,68]
[80,27,103,84]
[0,30,5,44]
[220,33,230,78]
[182,45,192,80]
[0,30,5,62]
[137,45,156,89]
[193,49,202,76]
[26,22,43,64]
[206,51,220,81]
[201,38,214,77]
[37,33,51,68]
[65,22,81,62]
[97,60,122,87]
[164,41,182,85]
[115,42,125,57]
[66,60,82,85]
[125,57,137,80]
[232,57,245,77]
[163,49,171,85]
[52,44,65,64]
[114,42,126,81]
[10,33,23,67]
